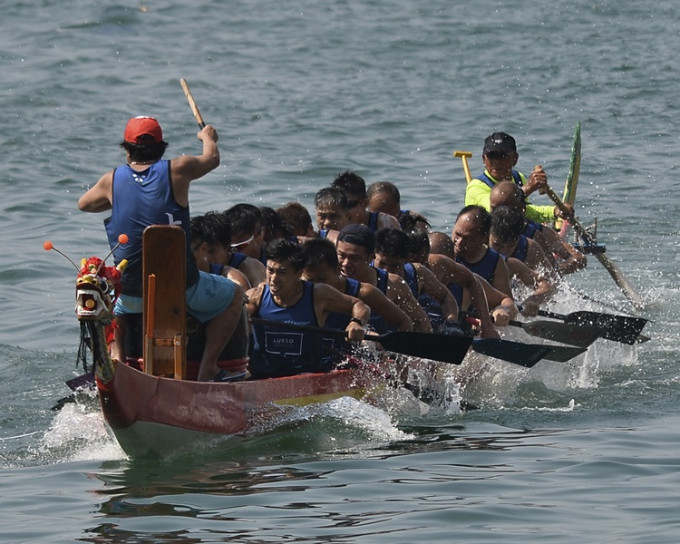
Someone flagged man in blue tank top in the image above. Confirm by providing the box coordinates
[489,181,587,276]
[78,116,245,381]
[489,206,554,274]
[331,170,401,232]
[372,228,459,331]
[335,224,432,333]
[245,239,370,378]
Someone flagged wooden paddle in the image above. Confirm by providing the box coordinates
[543,183,645,310]
[250,318,586,367]
[180,78,206,129]
[536,309,647,345]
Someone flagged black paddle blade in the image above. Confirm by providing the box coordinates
[564,311,647,345]
[472,338,550,368]
[376,332,472,365]
[541,344,587,362]
[517,320,600,347]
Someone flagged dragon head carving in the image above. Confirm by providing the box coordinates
[75,257,126,323]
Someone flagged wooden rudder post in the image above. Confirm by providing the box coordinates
[142,225,187,379]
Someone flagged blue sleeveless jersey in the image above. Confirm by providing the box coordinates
[511,235,529,262]
[322,277,362,360]
[367,267,391,333]
[367,211,379,231]
[228,252,247,268]
[523,220,543,239]
[325,277,361,332]
[456,248,501,284]
[104,160,197,297]
[250,281,329,378]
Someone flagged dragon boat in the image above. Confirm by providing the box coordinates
[55,223,619,457]
[67,225,383,458]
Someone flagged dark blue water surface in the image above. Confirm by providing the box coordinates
[1,1,679,542]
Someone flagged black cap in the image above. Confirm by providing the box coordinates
[483,132,517,155]
[337,223,376,254]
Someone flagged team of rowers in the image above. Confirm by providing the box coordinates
[192,132,586,381]
[77,117,586,382]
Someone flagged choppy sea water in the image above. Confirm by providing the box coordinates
[1,0,679,542]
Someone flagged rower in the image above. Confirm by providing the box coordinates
[407,229,502,337]
[452,205,514,299]
[245,239,370,378]
[331,170,401,231]
[490,181,587,275]
[301,238,412,359]
[489,206,554,275]
[335,224,432,333]
[224,203,268,266]
[314,186,351,243]
[276,201,317,239]
[366,180,430,232]
[373,228,458,332]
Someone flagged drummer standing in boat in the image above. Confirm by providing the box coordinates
[77,116,245,382]
[246,238,370,379]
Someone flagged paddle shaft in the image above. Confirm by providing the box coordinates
[180,78,206,129]
[453,151,473,183]
[250,318,472,365]
[250,318,578,367]
[543,183,645,309]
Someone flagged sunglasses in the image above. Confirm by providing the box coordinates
[230,233,255,249]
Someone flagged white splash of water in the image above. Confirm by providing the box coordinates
[36,400,126,463]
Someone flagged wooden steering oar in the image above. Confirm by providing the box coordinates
[180,78,206,129]
[542,183,645,310]
[250,318,586,368]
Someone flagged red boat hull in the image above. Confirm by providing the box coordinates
[97,361,378,457]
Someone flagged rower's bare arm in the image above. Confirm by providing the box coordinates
[541,226,587,275]
[222,266,251,291]
[507,257,555,316]
[387,275,432,333]
[478,276,517,326]
[359,283,413,331]
[240,257,266,286]
[171,125,220,204]
[493,258,514,298]
[416,264,459,323]
[78,171,113,213]
[244,284,264,316]
[314,283,369,342]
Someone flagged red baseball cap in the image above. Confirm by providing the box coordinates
[123,116,163,144]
